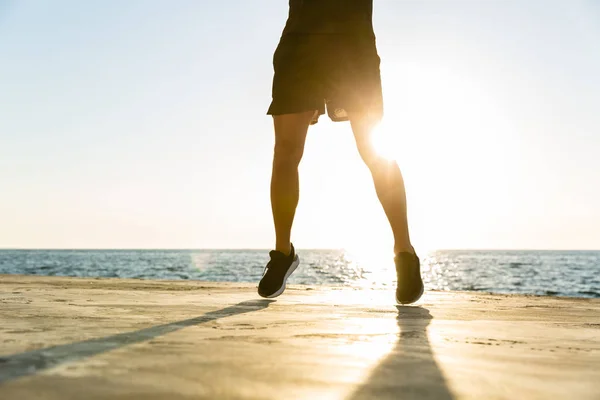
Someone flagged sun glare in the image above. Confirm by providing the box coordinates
[362,59,521,250]
[371,121,400,161]
[306,57,519,251]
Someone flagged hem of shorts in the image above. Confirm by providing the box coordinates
[266,108,324,117]
[329,116,350,122]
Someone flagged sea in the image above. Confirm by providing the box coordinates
[0,249,598,298]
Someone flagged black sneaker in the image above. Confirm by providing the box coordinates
[395,252,424,305]
[258,244,300,298]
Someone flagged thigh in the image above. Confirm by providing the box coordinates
[348,110,386,165]
[273,111,314,150]
[348,111,377,148]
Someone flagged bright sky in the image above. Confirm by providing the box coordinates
[1,0,599,250]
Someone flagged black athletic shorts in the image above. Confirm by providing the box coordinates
[267,34,383,125]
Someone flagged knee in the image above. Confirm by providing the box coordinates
[356,140,386,170]
[273,139,304,167]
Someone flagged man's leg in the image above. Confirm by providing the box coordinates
[348,113,414,255]
[271,111,314,255]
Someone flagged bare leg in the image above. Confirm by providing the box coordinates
[271,112,314,255]
[349,113,414,255]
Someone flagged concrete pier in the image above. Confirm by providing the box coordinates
[1,275,599,399]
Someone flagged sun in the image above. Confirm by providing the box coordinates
[370,120,401,161]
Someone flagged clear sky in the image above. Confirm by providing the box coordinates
[1,0,599,250]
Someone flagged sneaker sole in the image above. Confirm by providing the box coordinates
[263,256,300,299]
[396,283,425,305]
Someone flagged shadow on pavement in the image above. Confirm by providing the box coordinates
[0,299,273,384]
[347,306,454,399]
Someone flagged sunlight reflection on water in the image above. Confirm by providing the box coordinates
[0,249,598,298]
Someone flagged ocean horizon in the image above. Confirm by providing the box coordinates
[1,249,598,299]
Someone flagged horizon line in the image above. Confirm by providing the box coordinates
[1,248,599,252]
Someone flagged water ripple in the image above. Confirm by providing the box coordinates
[0,249,598,298]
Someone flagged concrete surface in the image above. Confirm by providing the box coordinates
[0,275,599,399]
